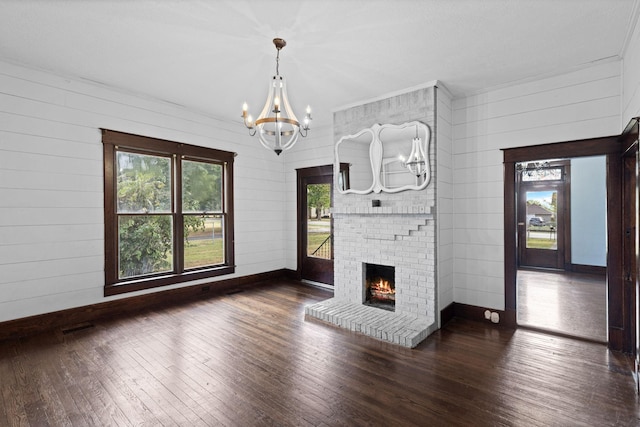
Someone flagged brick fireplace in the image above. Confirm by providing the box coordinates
[305,204,436,347]
[304,85,439,348]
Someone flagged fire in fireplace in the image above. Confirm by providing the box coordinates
[364,263,395,311]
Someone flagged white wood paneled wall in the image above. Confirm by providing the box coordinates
[623,7,640,125]
[0,60,287,322]
[451,60,623,310]
[2,48,638,324]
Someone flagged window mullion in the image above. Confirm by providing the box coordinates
[175,155,184,274]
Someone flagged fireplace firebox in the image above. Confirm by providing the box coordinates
[364,263,395,311]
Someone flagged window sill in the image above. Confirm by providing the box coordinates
[104,265,236,297]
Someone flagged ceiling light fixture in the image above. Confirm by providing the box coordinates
[241,38,311,156]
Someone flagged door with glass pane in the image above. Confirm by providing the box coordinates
[517,163,568,269]
[297,166,334,285]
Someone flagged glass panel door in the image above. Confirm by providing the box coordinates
[297,166,334,286]
[306,183,332,259]
[517,163,566,270]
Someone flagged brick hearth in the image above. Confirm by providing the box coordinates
[305,298,434,348]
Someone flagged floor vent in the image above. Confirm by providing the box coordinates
[225,289,244,296]
[61,323,95,334]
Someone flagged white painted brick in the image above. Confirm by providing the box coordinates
[308,86,442,346]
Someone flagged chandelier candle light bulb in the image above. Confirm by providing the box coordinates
[241,38,311,155]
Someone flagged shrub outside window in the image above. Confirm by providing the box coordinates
[102,130,235,296]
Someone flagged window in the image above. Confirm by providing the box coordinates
[102,130,235,296]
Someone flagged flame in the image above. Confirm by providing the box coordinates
[370,279,395,295]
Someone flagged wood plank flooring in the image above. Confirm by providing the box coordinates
[518,269,607,342]
[0,280,638,426]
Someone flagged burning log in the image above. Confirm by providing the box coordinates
[369,278,395,300]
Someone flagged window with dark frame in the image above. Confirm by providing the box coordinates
[102,130,235,296]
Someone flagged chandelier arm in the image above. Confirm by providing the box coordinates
[242,115,254,130]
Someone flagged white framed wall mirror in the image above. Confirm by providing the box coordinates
[335,121,431,194]
[335,127,376,194]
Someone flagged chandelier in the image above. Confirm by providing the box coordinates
[241,38,311,155]
[400,125,427,178]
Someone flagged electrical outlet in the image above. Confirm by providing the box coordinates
[490,312,500,323]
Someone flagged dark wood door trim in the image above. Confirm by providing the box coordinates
[622,153,637,358]
[504,161,518,323]
[503,136,622,163]
[620,118,639,366]
[626,118,640,391]
[607,152,625,350]
[503,135,625,351]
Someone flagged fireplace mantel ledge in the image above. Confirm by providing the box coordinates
[332,206,434,216]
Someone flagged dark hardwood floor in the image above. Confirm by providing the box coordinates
[518,269,607,342]
[0,280,637,426]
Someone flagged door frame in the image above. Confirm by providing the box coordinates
[620,118,639,386]
[296,165,334,285]
[503,135,628,352]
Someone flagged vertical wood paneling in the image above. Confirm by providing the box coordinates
[0,59,286,322]
[452,61,622,310]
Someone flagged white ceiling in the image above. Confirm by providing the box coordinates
[0,0,638,127]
